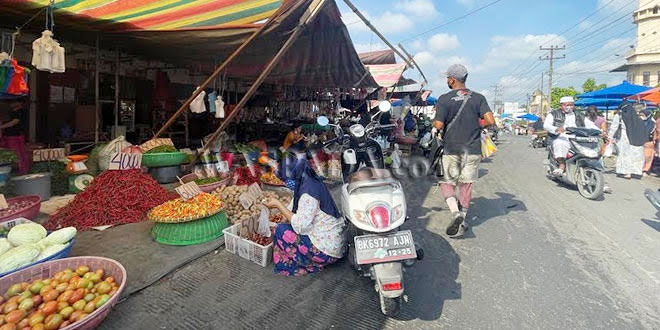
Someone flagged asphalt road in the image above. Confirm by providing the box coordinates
[102,135,660,329]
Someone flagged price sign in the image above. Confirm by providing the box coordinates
[32,148,66,162]
[0,194,8,210]
[247,183,262,200]
[238,192,254,209]
[257,206,271,237]
[216,161,229,173]
[139,138,174,153]
[176,181,202,200]
[108,153,142,170]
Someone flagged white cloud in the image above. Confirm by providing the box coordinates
[413,52,471,93]
[394,0,439,19]
[457,0,474,6]
[352,42,386,54]
[578,21,592,31]
[372,12,414,34]
[472,34,565,73]
[427,33,460,52]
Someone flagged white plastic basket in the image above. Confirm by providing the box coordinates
[222,223,273,267]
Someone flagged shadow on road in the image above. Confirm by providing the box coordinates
[464,192,527,238]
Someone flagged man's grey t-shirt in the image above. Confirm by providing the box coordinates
[434,89,492,155]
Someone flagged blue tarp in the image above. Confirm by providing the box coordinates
[575,97,625,109]
[577,80,651,99]
[517,113,540,121]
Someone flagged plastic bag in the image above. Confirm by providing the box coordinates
[391,145,402,169]
[604,142,614,157]
[481,135,497,158]
[189,88,207,113]
[215,96,225,118]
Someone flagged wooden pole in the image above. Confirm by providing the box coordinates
[343,0,411,67]
[94,35,99,144]
[194,0,328,159]
[398,43,427,85]
[153,19,274,139]
[114,48,119,136]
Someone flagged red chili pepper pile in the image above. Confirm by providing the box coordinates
[233,165,261,185]
[44,170,177,231]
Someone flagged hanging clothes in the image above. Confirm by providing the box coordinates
[31,30,65,73]
[207,90,217,113]
[6,60,28,95]
[189,87,207,114]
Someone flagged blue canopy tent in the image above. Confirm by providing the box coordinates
[517,113,540,121]
[576,81,651,110]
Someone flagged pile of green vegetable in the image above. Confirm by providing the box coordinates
[193,177,221,185]
[234,143,261,154]
[0,222,77,274]
[30,161,69,196]
[0,148,17,165]
[146,145,177,153]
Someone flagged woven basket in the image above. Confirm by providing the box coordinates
[0,256,127,330]
[181,173,232,193]
[151,211,229,245]
[142,151,187,168]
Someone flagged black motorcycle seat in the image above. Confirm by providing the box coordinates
[347,168,392,184]
[567,127,601,137]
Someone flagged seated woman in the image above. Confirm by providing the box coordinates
[263,159,345,276]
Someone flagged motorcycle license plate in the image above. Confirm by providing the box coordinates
[354,230,416,265]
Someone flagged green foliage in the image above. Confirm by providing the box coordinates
[582,78,607,93]
[551,87,579,109]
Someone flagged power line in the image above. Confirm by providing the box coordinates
[399,0,504,43]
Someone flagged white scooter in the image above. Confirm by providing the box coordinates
[318,101,423,317]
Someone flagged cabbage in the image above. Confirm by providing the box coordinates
[38,227,76,247]
[37,243,68,260]
[0,238,12,255]
[0,244,39,273]
[7,223,47,246]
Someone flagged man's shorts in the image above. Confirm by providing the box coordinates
[442,154,481,185]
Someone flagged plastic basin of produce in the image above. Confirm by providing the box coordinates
[148,165,181,184]
[151,211,229,245]
[180,173,231,193]
[0,195,41,223]
[0,256,126,330]
[142,152,187,168]
[0,217,76,277]
[11,173,52,201]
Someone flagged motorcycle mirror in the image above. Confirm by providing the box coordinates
[317,116,330,127]
[378,100,392,113]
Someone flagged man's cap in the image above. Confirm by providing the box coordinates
[559,96,575,104]
[445,64,468,80]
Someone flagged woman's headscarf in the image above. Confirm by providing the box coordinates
[290,159,341,218]
[620,102,654,146]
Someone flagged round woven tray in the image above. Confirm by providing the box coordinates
[151,211,229,245]
[148,208,223,224]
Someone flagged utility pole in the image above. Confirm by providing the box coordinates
[490,84,503,114]
[539,45,565,116]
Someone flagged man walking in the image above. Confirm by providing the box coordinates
[433,64,495,237]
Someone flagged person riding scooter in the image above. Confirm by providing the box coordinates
[543,96,600,176]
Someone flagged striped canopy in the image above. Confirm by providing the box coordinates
[365,63,408,88]
[7,0,282,31]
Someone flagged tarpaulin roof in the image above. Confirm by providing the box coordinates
[6,0,282,31]
[365,63,408,88]
[359,50,396,65]
[2,0,378,88]
[575,97,625,109]
[577,81,651,99]
[627,87,660,104]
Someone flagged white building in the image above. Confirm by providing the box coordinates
[612,0,660,86]
[503,102,519,114]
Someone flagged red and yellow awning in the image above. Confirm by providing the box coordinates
[9,0,282,31]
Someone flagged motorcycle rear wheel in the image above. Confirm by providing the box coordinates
[379,293,402,317]
[577,168,604,200]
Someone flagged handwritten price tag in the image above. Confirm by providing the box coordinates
[108,153,142,170]
[32,148,66,162]
[247,183,262,200]
[0,194,8,210]
[176,181,202,200]
[140,138,174,153]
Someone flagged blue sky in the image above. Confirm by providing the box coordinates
[338,0,641,106]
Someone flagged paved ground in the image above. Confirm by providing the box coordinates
[102,135,660,329]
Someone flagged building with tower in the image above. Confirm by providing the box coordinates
[612,0,660,86]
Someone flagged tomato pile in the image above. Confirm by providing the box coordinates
[270,214,286,224]
[0,200,37,219]
[233,166,261,186]
[0,266,119,330]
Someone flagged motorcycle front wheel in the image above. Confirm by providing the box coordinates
[379,293,401,317]
[577,168,604,200]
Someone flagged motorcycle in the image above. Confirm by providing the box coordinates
[420,128,444,177]
[318,101,423,317]
[645,188,660,212]
[545,127,605,200]
[530,131,548,148]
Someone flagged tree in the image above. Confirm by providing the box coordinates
[551,87,579,109]
[582,78,607,93]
